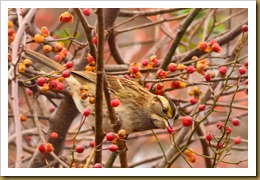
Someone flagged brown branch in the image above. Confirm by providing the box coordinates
[159,8,201,71]
[94,8,105,164]
[116,13,188,35]
[105,9,126,64]
[74,8,97,60]
[118,8,186,17]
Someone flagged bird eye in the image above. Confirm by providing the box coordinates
[162,107,167,114]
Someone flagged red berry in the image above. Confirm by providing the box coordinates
[37,77,46,86]
[26,88,33,96]
[83,108,91,116]
[55,82,64,91]
[225,125,232,134]
[108,144,118,152]
[209,39,217,46]
[231,118,240,126]
[244,79,248,85]
[182,116,193,126]
[217,142,223,149]
[83,8,91,16]
[206,132,213,142]
[124,75,130,79]
[93,163,103,168]
[110,98,120,107]
[158,69,167,78]
[218,66,227,75]
[204,73,211,81]
[142,59,149,67]
[93,36,98,44]
[50,132,58,139]
[54,54,62,62]
[106,132,116,141]
[198,42,208,51]
[131,66,139,74]
[167,126,174,134]
[49,106,55,113]
[189,97,197,105]
[66,61,74,69]
[75,145,84,153]
[241,24,248,32]
[216,121,223,129]
[38,143,45,154]
[62,69,71,78]
[212,43,221,53]
[238,66,246,75]
[244,60,248,68]
[89,140,95,148]
[145,83,151,89]
[234,136,241,145]
[87,54,95,64]
[171,80,180,88]
[198,104,206,111]
[186,66,196,74]
[168,63,177,72]
[49,80,58,89]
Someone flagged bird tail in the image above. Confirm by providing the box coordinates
[24,49,66,72]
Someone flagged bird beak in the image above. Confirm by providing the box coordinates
[164,118,174,133]
[163,118,172,129]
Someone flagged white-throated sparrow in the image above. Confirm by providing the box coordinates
[24,50,178,133]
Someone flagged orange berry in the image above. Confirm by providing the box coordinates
[43,44,52,53]
[18,63,26,73]
[34,34,44,43]
[89,97,95,104]
[179,81,186,88]
[185,149,193,156]
[8,20,14,28]
[20,114,27,122]
[188,155,196,163]
[22,58,32,67]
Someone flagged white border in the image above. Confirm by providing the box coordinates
[1,1,256,176]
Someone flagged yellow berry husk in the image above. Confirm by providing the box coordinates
[177,64,186,71]
[133,71,141,79]
[118,129,127,139]
[45,143,54,152]
[85,65,96,72]
[40,26,50,37]
[84,85,89,91]
[43,44,53,53]
[179,81,187,88]
[57,77,64,83]
[209,71,215,78]
[40,85,49,93]
[18,63,26,73]
[23,58,32,67]
[54,42,64,52]
[34,34,44,43]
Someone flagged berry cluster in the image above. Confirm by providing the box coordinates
[198,39,222,53]
[85,54,96,72]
